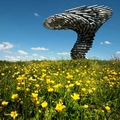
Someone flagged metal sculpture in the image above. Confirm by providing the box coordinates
[43,5,112,59]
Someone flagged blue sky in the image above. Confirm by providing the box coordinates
[0,0,120,61]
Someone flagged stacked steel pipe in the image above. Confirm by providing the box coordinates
[43,5,112,59]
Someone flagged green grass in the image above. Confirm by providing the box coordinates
[0,59,120,120]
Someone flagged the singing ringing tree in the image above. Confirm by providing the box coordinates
[43,5,112,59]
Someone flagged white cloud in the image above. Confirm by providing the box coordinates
[5,56,20,61]
[34,13,39,16]
[105,41,111,44]
[0,42,14,50]
[50,57,56,60]
[40,56,48,60]
[100,42,103,44]
[16,56,21,59]
[5,55,31,61]
[32,54,38,56]
[100,41,111,45]
[4,50,12,54]
[31,47,49,51]
[18,50,28,55]
[57,52,70,55]
[116,51,120,54]
[3,42,13,49]
[0,44,4,50]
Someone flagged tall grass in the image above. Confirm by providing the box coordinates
[0,59,120,119]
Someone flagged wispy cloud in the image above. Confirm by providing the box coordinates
[4,55,32,61]
[116,51,120,54]
[0,42,14,50]
[57,52,70,55]
[4,50,12,54]
[105,41,111,44]
[32,54,38,56]
[5,56,20,61]
[31,47,49,51]
[34,13,39,16]
[18,50,28,55]
[100,41,111,45]
[40,56,48,60]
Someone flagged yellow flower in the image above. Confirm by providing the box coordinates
[105,106,110,111]
[53,84,62,89]
[1,73,5,76]
[75,69,79,73]
[1,101,8,106]
[92,87,96,91]
[26,88,30,91]
[71,93,80,100]
[11,94,18,100]
[35,84,40,88]
[69,84,74,87]
[16,76,24,83]
[48,87,54,92]
[39,109,42,113]
[111,71,117,75]
[54,72,59,76]
[34,90,38,93]
[75,81,81,85]
[16,86,21,91]
[66,74,73,79]
[81,88,86,92]
[86,80,90,83]
[41,101,48,108]
[51,80,55,84]
[36,101,40,105]
[65,85,69,89]
[46,79,51,84]
[67,81,70,83]
[83,104,88,109]
[32,97,38,104]
[10,111,18,119]
[31,93,38,98]
[41,73,46,78]
[21,82,25,85]
[102,110,104,113]
[33,97,39,105]
[55,100,66,112]
[42,69,46,72]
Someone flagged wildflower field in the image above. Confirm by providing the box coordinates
[0,59,120,120]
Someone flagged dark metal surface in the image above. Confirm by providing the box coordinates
[43,5,112,59]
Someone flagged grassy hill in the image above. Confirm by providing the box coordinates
[0,59,120,119]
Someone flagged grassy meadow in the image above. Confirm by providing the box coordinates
[0,59,120,120]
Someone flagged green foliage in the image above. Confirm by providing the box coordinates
[0,59,120,119]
